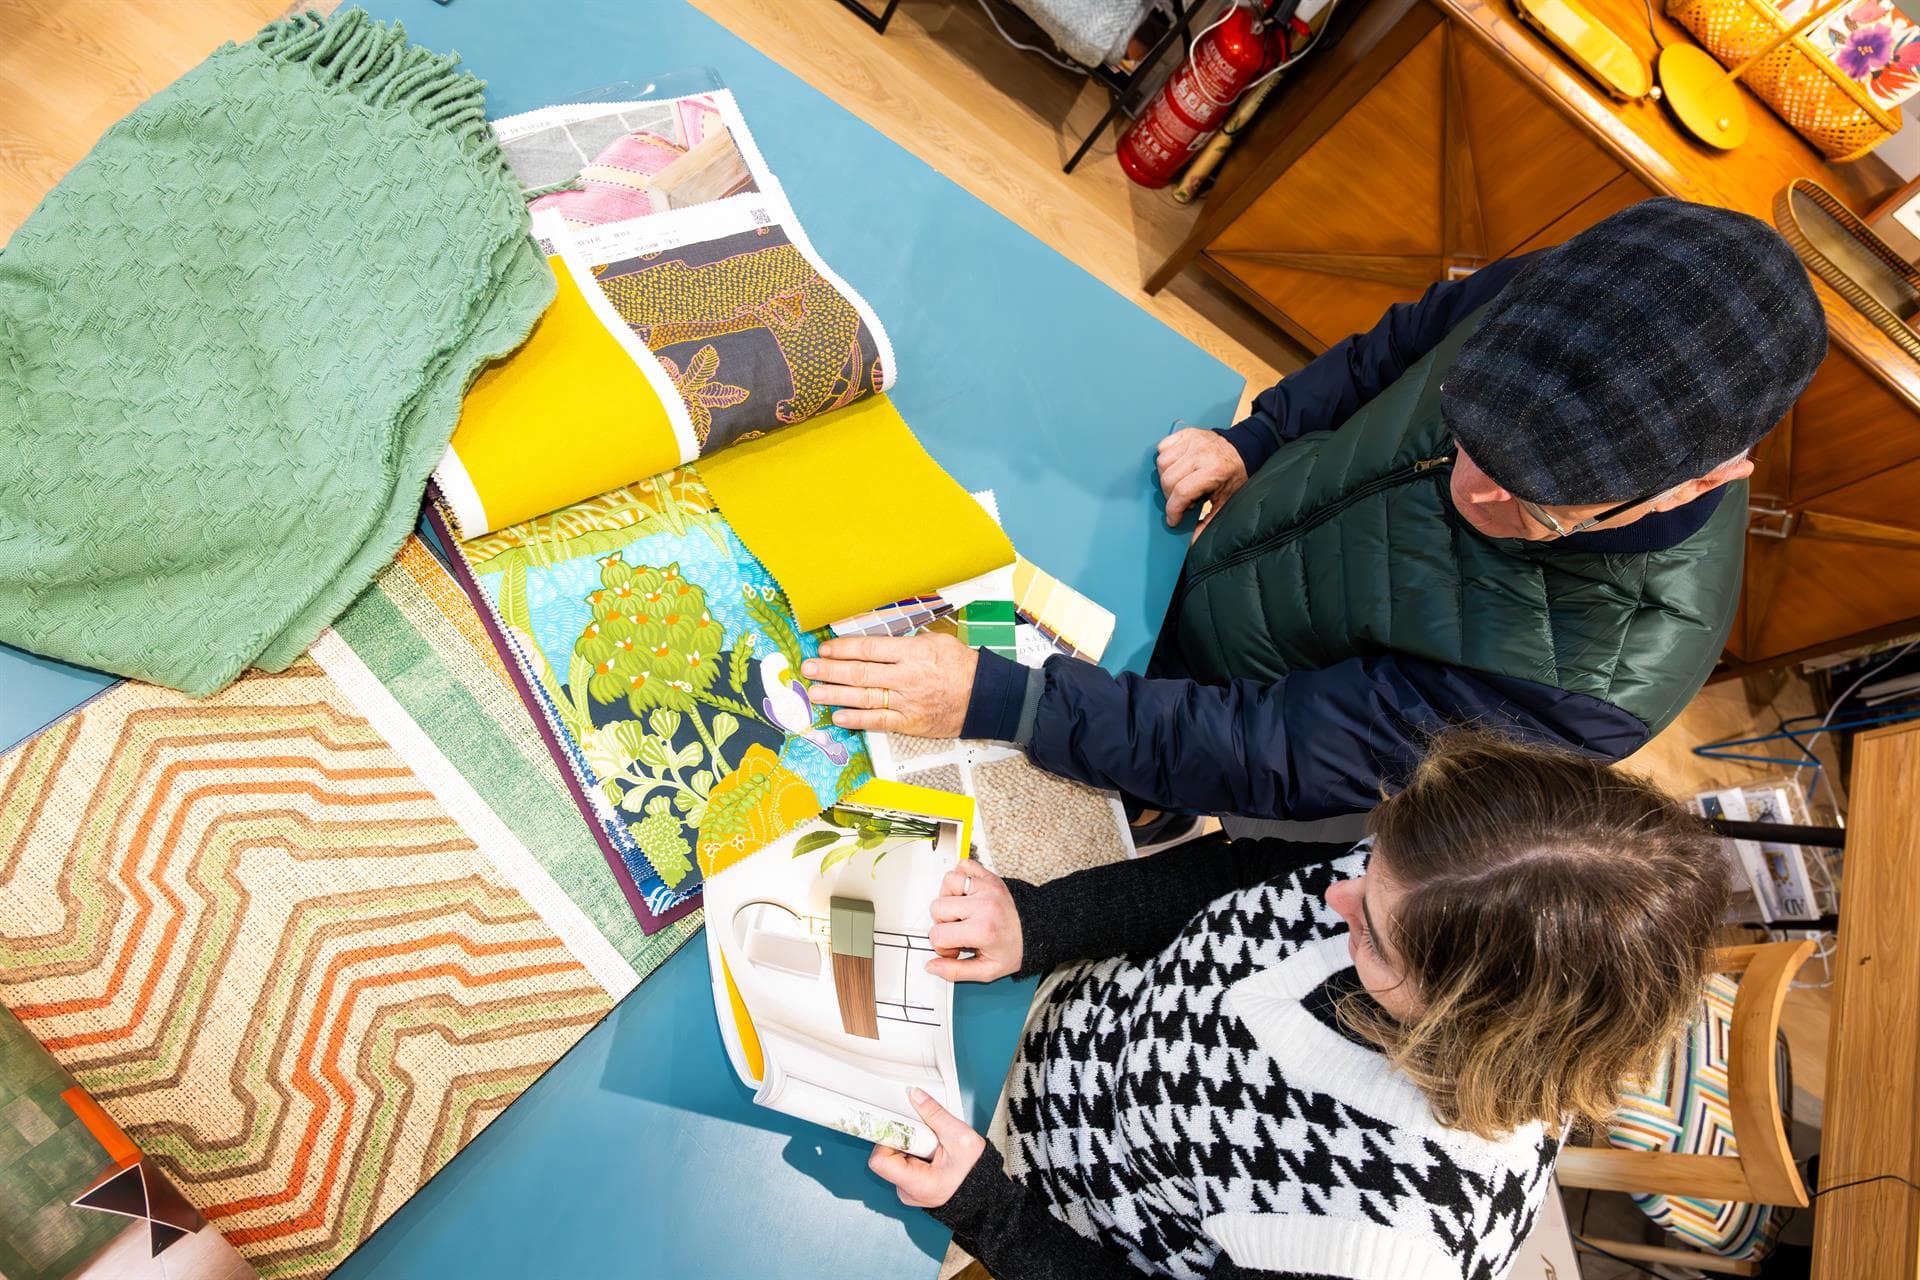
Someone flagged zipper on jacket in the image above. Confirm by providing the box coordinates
[1177,454,1455,601]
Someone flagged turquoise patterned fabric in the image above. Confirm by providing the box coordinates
[457,474,870,925]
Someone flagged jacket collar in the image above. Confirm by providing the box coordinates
[1461,484,1730,556]
[1546,485,1729,554]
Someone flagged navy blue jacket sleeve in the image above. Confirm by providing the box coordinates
[982,651,1649,821]
[1217,254,1537,474]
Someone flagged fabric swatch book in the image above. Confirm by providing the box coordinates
[702,780,975,1156]
[429,467,869,931]
[443,85,1011,622]
[430,83,1015,933]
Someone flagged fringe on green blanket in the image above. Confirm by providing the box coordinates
[255,8,508,172]
[523,175,588,199]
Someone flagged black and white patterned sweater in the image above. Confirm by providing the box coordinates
[932,837,1559,1280]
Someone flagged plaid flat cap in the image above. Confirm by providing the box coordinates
[1441,197,1827,504]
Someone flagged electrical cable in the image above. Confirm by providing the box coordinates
[1792,638,1920,809]
[1176,0,1343,110]
[1789,847,1840,988]
[1177,5,1242,107]
[1581,1171,1920,1276]
[1237,0,1342,95]
[1776,1168,1920,1241]
[1734,640,1920,809]
[1814,1171,1920,1198]
[1691,700,1920,791]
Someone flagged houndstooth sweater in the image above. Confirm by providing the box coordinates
[933,838,1558,1279]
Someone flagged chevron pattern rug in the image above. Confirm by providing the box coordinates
[0,543,691,1279]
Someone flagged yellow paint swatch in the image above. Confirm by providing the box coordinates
[439,256,682,536]
[1014,557,1116,662]
[699,396,1015,630]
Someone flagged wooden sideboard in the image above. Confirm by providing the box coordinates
[1149,0,1920,672]
[1812,719,1920,1280]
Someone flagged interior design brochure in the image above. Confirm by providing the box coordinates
[703,780,973,1155]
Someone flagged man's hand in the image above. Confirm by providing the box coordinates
[868,1088,988,1209]
[926,862,1023,982]
[1157,428,1248,529]
[803,633,976,737]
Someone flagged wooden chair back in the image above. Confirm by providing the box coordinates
[1556,939,1814,1209]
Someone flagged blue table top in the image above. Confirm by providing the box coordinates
[333,944,1042,1279]
[0,1,1243,1276]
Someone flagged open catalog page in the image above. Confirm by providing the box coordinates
[492,88,778,217]
[439,87,899,538]
[704,790,967,1157]
[551,182,896,460]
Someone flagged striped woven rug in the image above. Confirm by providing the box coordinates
[0,540,698,1279]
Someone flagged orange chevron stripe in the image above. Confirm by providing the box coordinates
[30,809,476,1051]
[10,711,390,967]
[18,766,433,1039]
[209,930,576,1238]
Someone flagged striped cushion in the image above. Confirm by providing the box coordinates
[1606,973,1792,1260]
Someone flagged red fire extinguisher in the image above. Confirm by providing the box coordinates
[1118,4,1282,188]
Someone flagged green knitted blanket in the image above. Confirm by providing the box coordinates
[0,9,553,696]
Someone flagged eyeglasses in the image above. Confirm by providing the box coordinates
[1514,486,1682,540]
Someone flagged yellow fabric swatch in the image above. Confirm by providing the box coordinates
[699,396,1015,630]
[441,256,682,535]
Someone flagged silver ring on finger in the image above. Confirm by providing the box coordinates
[963,874,973,895]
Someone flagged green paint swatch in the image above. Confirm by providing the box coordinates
[959,600,1019,661]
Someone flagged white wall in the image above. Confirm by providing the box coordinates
[1873,116,1920,179]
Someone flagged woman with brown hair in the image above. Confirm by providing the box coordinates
[867,731,1731,1279]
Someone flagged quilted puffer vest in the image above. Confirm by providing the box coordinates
[1171,312,1746,734]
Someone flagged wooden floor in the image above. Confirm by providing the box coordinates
[0,0,295,236]
[0,0,1835,1119]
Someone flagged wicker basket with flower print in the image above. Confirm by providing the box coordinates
[1667,0,1902,159]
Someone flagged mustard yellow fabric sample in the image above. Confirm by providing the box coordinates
[699,396,1015,630]
[443,256,682,534]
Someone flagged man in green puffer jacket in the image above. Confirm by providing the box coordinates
[803,199,1828,828]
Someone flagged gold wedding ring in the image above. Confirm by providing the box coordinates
[880,688,890,711]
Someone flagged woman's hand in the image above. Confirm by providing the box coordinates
[1157,427,1247,530]
[926,862,1023,983]
[803,633,976,737]
[868,1087,987,1209]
